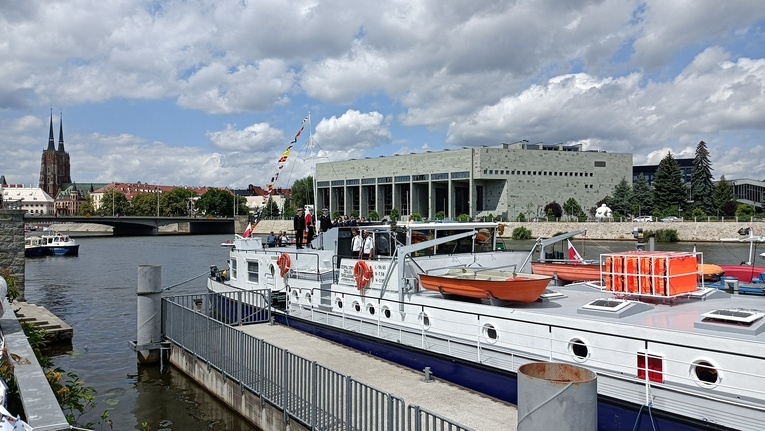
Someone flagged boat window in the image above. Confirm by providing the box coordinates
[411,229,434,256]
[247,260,259,283]
[435,229,473,255]
[419,312,431,330]
[691,360,720,387]
[569,338,589,362]
[335,297,343,309]
[382,305,392,319]
[230,259,237,280]
[366,303,376,315]
[482,323,498,343]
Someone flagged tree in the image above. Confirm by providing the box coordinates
[543,201,562,220]
[79,196,95,216]
[652,152,687,213]
[562,198,583,221]
[130,192,160,216]
[690,141,715,213]
[610,177,632,217]
[736,203,755,219]
[367,210,380,221]
[712,175,736,216]
[162,188,197,216]
[261,196,280,219]
[290,176,314,210]
[98,190,130,216]
[195,188,234,216]
[631,173,653,216]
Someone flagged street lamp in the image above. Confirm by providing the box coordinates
[156,185,160,217]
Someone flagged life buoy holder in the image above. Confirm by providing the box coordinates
[276,253,291,277]
[353,260,373,291]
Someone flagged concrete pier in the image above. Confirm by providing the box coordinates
[13,301,73,344]
[238,323,516,431]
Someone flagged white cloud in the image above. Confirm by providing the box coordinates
[313,110,392,150]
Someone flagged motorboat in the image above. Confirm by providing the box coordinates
[24,235,46,257]
[528,229,604,284]
[39,231,79,256]
[206,220,765,431]
[719,227,765,282]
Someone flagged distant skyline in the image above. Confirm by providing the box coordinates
[1,1,764,190]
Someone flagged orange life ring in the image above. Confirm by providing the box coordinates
[276,253,291,277]
[353,260,373,291]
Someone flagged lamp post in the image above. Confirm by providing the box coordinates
[156,185,160,217]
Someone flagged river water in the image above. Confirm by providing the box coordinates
[22,234,763,430]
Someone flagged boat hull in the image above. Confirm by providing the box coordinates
[718,264,765,283]
[277,312,722,431]
[48,245,79,256]
[418,271,551,302]
[531,262,602,283]
[24,246,45,257]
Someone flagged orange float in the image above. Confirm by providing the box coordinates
[353,260,373,291]
[276,253,291,277]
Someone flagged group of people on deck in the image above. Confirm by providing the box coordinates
[351,227,390,260]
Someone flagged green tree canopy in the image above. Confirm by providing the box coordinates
[195,188,235,216]
[162,188,197,216]
[543,201,562,220]
[130,192,160,216]
[713,175,736,216]
[631,173,653,216]
[260,196,281,219]
[652,152,687,212]
[610,177,632,217]
[79,196,95,216]
[98,190,130,216]
[290,176,314,210]
[562,197,583,221]
[690,141,715,214]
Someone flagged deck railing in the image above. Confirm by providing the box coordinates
[162,291,472,431]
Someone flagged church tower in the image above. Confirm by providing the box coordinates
[39,111,71,198]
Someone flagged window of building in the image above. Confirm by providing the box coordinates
[594,161,606,168]
[231,259,238,279]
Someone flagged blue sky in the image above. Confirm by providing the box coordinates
[1,0,764,190]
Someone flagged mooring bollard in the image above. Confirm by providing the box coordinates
[134,265,163,364]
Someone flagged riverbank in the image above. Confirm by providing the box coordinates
[251,219,764,242]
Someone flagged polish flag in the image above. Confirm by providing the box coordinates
[243,223,252,238]
[567,240,585,264]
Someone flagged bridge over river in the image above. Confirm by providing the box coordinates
[25,215,235,236]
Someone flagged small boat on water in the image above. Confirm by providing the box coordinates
[40,231,80,256]
[719,227,765,282]
[528,229,603,284]
[419,268,551,302]
[24,235,45,257]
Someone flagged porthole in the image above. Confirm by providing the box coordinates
[353,301,361,312]
[382,305,392,319]
[335,297,343,309]
[304,292,312,304]
[291,290,299,303]
[269,264,276,277]
[482,323,498,344]
[419,312,431,330]
[367,303,376,315]
[569,338,589,362]
[691,359,720,388]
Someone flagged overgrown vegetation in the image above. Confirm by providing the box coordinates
[512,226,532,240]
[644,229,679,242]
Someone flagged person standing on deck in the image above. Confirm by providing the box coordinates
[305,208,315,248]
[351,228,362,257]
[319,208,332,233]
[360,230,375,260]
[293,209,305,249]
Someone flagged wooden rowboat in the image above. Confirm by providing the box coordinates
[419,268,552,303]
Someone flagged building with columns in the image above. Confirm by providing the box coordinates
[315,142,632,221]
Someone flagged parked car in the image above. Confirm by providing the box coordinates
[660,216,682,222]
[633,216,653,222]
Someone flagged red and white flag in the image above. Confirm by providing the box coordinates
[243,223,252,238]
[567,240,584,264]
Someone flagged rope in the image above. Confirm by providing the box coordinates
[632,403,657,431]
[160,271,209,293]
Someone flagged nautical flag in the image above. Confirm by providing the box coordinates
[243,223,252,238]
[567,240,585,264]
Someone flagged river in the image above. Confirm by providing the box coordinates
[22,234,763,430]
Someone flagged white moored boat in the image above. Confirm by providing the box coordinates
[207,221,765,431]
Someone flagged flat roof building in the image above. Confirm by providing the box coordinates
[315,142,632,221]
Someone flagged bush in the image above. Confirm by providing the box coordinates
[646,229,678,242]
[389,208,399,221]
[457,214,470,222]
[434,211,445,221]
[516,213,527,222]
[512,226,532,240]
[411,213,423,221]
[367,211,380,221]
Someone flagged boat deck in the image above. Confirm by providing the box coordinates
[238,321,517,431]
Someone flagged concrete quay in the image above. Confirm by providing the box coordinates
[239,322,516,431]
[13,301,73,345]
[250,219,765,242]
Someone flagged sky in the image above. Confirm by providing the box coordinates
[1,0,764,191]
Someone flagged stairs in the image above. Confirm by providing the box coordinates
[13,302,73,344]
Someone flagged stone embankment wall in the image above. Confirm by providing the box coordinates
[250,219,765,242]
[0,210,25,300]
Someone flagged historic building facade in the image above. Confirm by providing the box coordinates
[315,142,633,221]
[39,113,71,199]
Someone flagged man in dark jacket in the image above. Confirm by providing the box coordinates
[293,209,305,249]
[319,208,332,233]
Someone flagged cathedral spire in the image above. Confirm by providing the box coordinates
[57,111,65,152]
[47,109,55,151]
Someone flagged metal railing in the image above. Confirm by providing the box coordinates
[162,291,472,431]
